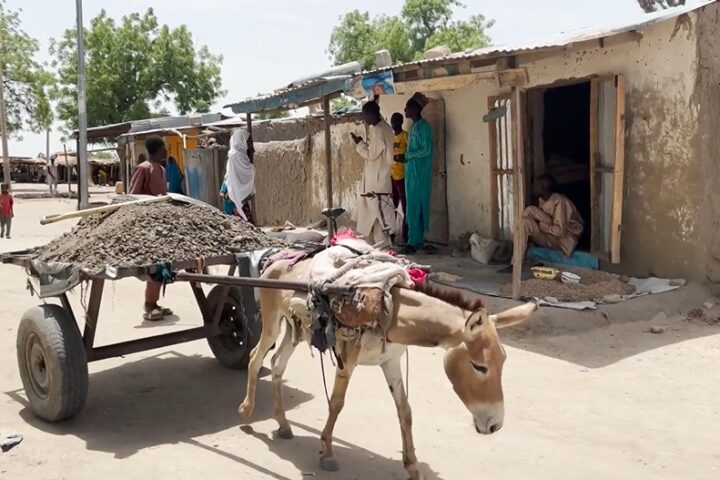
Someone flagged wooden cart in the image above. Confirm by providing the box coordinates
[2,251,265,422]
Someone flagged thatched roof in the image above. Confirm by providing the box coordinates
[51,153,119,167]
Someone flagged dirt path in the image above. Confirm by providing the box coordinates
[1,198,719,480]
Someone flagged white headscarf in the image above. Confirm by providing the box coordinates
[224,128,255,219]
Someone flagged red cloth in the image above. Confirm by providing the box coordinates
[129,161,167,196]
[330,228,357,246]
[407,268,428,287]
[0,193,13,217]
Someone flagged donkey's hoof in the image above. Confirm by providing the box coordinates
[320,457,340,472]
[274,427,294,440]
[238,401,254,419]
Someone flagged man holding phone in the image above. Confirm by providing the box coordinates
[351,101,395,244]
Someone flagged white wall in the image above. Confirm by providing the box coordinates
[379,82,501,241]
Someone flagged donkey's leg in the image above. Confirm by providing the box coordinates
[381,353,422,480]
[239,289,284,419]
[270,322,298,439]
[319,341,361,472]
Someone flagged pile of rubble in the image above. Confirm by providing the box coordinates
[37,201,285,270]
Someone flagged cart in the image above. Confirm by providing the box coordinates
[2,250,265,423]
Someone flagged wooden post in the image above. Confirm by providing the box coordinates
[245,112,257,221]
[511,87,526,299]
[322,95,333,209]
[63,144,72,194]
[0,56,11,190]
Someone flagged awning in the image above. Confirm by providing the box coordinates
[224,75,353,114]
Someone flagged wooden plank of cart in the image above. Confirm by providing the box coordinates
[1,249,349,423]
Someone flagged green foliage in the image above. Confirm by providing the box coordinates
[329,0,492,69]
[424,14,493,54]
[401,0,463,52]
[255,110,290,121]
[50,8,225,132]
[637,0,685,13]
[0,1,53,135]
[331,95,359,113]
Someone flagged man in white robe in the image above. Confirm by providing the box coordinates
[351,101,396,244]
[224,128,255,222]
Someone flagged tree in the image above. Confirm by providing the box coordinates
[328,1,492,70]
[0,1,53,137]
[50,8,225,132]
[402,0,463,52]
[637,0,686,13]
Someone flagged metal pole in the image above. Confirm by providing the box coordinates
[0,55,11,190]
[76,0,89,209]
[322,95,333,209]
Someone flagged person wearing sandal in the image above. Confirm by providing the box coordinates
[129,135,174,322]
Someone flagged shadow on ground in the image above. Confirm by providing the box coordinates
[482,285,720,368]
[6,351,443,479]
[226,420,444,480]
[8,351,296,459]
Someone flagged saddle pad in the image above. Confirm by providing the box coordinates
[331,287,384,328]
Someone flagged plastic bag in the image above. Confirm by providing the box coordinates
[470,233,499,265]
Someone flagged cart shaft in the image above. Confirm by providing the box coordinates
[174,272,352,295]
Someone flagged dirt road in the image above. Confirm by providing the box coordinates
[1,198,718,479]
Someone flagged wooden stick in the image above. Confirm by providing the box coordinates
[40,195,172,225]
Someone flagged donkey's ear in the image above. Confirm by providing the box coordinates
[464,310,489,341]
[490,302,537,329]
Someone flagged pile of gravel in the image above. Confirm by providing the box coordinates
[37,201,285,270]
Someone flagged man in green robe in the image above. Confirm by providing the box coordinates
[402,97,433,254]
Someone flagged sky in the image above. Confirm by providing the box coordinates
[2,0,688,156]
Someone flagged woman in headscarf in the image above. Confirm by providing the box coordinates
[223,128,256,224]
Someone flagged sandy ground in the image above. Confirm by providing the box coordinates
[1,197,719,480]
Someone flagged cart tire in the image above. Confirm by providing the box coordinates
[16,304,88,422]
[206,286,261,370]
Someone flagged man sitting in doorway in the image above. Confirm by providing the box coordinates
[521,174,584,258]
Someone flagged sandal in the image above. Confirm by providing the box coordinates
[156,305,174,316]
[143,307,165,322]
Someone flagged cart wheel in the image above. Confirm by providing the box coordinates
[206,286,261,369]
[16,304,88,422]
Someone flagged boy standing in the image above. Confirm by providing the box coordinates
[0,183,14,239]
[129,136,172,321]
[390,112,409,243]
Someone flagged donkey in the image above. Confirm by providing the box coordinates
[239,258,537,480]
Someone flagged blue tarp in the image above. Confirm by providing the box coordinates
[225,76,352,114]
[527,247,600,270]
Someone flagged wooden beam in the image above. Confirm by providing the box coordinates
[497,68,529,88]
[511,87,526,299]
[395,72,496,94]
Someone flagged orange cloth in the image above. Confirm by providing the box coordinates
[391,130,408,181]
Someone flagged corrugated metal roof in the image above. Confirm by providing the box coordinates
[224,75,353,114]
[362,0,714,74]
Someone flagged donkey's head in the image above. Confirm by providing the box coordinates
[443,302,536,435]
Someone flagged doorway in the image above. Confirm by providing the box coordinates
[527,81,592,250]
[487,75,626,263]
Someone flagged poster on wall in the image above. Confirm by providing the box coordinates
[361,71,396,96]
